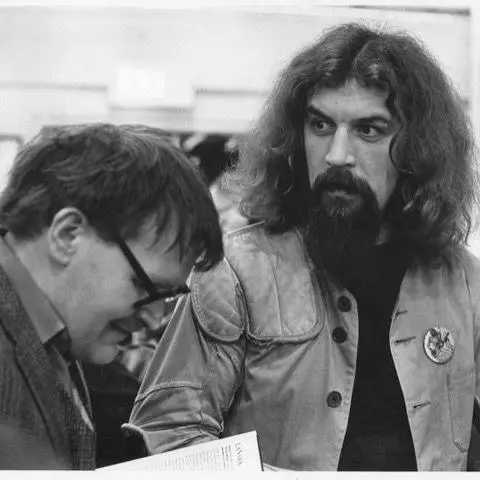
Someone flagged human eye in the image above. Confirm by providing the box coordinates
[308,116,333,136]
[355,124,386,141]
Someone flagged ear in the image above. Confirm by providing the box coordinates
[46,207,89,266]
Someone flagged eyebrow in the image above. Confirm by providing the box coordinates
[305,105,393,126]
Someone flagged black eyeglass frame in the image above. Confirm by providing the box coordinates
[109,227,191,309]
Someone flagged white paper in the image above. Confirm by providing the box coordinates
[99,430,262,472]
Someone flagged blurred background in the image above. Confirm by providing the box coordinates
[0,0,479,247]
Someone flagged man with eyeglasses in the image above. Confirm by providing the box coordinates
[0,123,223,469]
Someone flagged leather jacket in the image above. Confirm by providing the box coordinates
[127,223,480,470]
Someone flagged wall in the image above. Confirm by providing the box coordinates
[0,6,471,139]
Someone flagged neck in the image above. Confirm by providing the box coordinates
[4,233,54,297]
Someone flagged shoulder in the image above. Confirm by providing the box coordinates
[224,221,300,246]
[189,255,246,342]
[189,223,303,341]
[189,223,315,341]
[413,246,480,316]
[452,246,480,308]
[223,222,304,266]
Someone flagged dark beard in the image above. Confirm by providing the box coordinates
[303,167,382,285]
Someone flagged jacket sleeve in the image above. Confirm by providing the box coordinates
[466,252,480,470]
[471,259,480,412]
[467,276,480,470]
[125,258,247,454]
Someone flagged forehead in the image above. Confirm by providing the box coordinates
[308,81,391,121]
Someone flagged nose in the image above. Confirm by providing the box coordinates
[134,300,166,331]
[325,126,355,167]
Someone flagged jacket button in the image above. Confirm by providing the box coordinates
[327,391,342,408]
[332,327,347,344]
[337,296,351,312]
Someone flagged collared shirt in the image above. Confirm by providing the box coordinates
[127,224,480,471]
[0,235,93,430]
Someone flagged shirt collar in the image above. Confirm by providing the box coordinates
[0,232,68,348]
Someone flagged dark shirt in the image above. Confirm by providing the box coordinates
[337,242,417,471]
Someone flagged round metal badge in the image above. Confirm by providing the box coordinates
[423,326,455,364]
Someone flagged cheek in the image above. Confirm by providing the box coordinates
[385,165,399,197]
[380,150,399,199]
[365,155,398,209]
[67,278,135,334]
[304,134,329,185]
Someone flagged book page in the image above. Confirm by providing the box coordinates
[99,430,262,472]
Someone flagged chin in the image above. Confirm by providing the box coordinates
[321,201,360,222]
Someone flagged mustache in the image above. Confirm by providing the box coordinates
[309,167,374,200]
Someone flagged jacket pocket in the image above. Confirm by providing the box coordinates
[448,370,475,453]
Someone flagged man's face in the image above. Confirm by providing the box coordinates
[303,81,399,215]
[57,220,196,364]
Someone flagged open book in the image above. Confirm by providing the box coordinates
[99,430,263,472]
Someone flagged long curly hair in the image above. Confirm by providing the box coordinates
[230,22,479,265]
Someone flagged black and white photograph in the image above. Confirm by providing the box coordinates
[0,0,478,474]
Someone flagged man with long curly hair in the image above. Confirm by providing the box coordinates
[127,23,480,470]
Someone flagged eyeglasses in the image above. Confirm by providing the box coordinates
[109,227,191,309]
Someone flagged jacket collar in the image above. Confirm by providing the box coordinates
[0,265,71,461]
[0,233,67,345]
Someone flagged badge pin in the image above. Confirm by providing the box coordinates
[423,326,455,364]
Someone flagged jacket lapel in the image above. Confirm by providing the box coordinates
[0,270,70,462]
[15,332,70,459]
[56,371,96,470]
[75,361,94,419]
